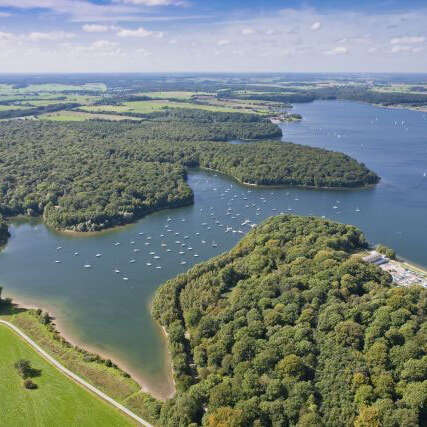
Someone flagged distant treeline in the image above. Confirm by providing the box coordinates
[220,86,427,106]
[0,103,81,120]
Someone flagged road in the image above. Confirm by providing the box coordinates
[0,319,153,427]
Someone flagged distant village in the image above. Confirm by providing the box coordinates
[363,251,427,288]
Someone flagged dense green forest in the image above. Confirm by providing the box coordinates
[0,102,81,119]
[152,215,426,426]
[0,115,378,234]
[0,215,9,245]
[219,87,427,106]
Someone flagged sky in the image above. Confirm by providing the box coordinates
[0,0,426,73]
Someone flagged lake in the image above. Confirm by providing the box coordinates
[1,100,426,397]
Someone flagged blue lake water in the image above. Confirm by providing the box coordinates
[0,100,426,397]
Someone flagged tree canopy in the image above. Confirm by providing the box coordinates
[152,215,426,426]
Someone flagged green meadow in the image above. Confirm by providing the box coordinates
[0,324,135,426]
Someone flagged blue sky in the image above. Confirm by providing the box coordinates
[0,0,426,72]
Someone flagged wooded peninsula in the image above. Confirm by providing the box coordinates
[152,215,426,426]
[0,109,378,236]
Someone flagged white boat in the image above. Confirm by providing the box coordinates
[133,248,140,252]
[123,277,129,281]
[96,253,102,257]
[84,264,91,268]
[153,256,160,259]
[56,246,62,250]
[156,266,162,269]
[73,252,79,256]
[114,269,120,273]
[129,259,136,263]
[194,254,199,257]
[180,261,187,265]
[55,260,61,263]
[146,262,152,266]
[333,206,338,209]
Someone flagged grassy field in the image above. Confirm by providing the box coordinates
[0,105,33,111]
[140,91,211,99]
[39,111,143,121]
[81,99,265,114]
[0,307,161,423]
[0,324,135,426]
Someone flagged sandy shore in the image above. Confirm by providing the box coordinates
[3,292,175,401]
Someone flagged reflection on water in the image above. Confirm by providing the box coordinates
[1,100,426,397]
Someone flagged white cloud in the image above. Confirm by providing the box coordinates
[82,24,110,33]
[390,36,425,45]
[117,27,151,37]
[241,28,255,35]
[324,46,348,55]
[0,31,15,40]
[136,47,152,56]
[120,0,185,5]
[27,31,75,41]
[311,22,321,31]
[62,39,123,57]
[391,45,423,53]
[217,39,230,46]
[91,40,118,49]
[116,26,155,37]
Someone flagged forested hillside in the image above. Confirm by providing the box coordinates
[0,115,378,233]
[152,215,426,426]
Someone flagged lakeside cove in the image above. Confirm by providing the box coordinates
[1,99,427,400]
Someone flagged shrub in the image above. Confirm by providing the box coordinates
[23,379,38,389]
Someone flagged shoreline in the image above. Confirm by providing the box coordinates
[2,291,175,401]
[4,166,377,239]
[198,166,378,191]
[373,103,427,113]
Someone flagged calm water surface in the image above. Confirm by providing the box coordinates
[1,100,426,397]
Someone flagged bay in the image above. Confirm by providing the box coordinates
[1,100,426,397]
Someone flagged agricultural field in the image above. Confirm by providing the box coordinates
[0,83,106,95]
[39,110,142,121]
[140,91,212,99]
[0,324,135,426]
[80,99,260,114]
[371,84,427,94]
